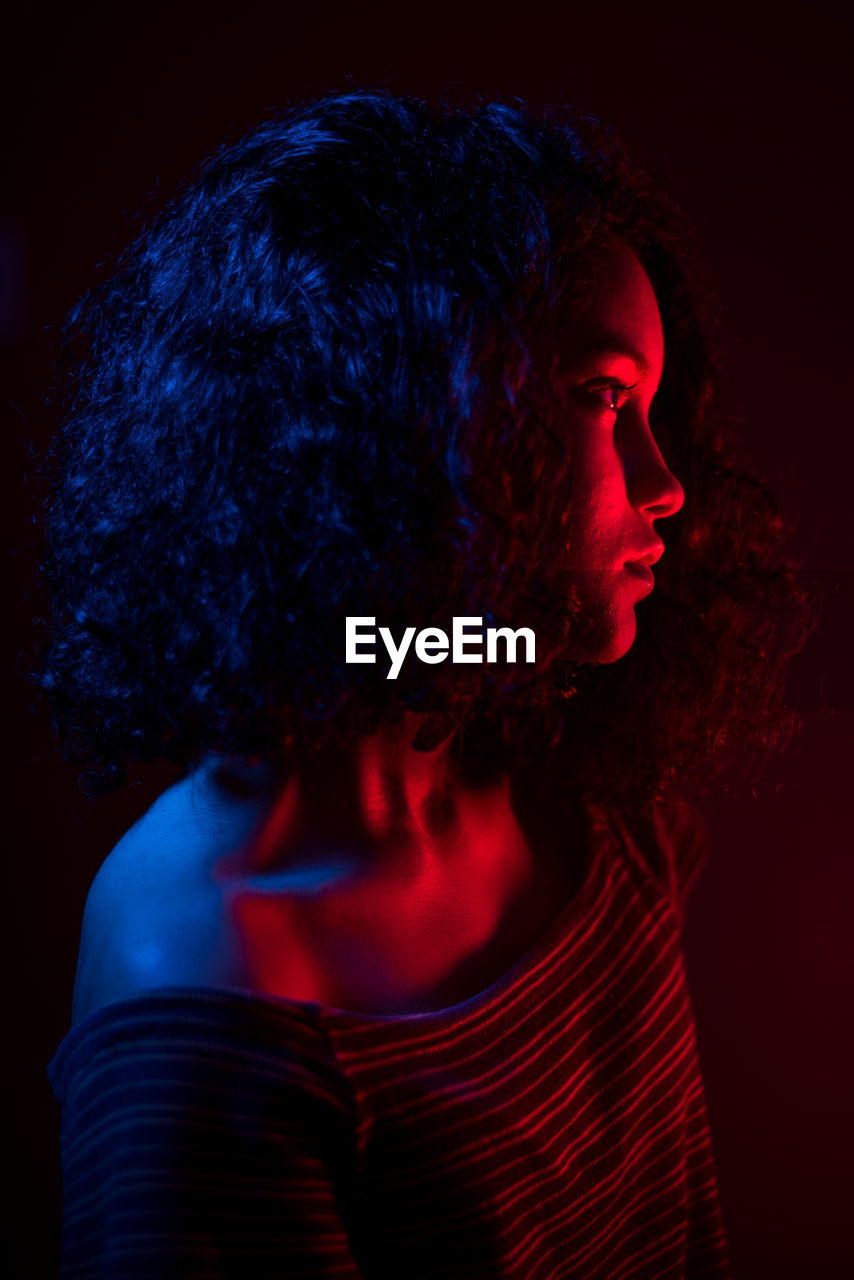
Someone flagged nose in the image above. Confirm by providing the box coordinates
[621,417,684,520]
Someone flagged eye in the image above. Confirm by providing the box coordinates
[582,380,637,413]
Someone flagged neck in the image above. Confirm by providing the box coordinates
[193,711,516,874]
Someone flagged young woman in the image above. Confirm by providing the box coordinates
[41,90,806,1277]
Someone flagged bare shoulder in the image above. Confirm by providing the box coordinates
[71,774,248,1025]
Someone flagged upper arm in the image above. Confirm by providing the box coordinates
[54,989,365,1277]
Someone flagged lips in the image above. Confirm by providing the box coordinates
[623,560,655,588]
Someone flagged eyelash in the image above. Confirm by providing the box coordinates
[582,380,637,413]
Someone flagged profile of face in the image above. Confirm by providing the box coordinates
[552,241,685,664]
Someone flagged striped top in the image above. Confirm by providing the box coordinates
[48,798,730,1278]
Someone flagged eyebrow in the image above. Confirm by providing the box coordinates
[569,339,654,375]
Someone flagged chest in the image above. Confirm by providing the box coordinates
[338,922,710,1279]
[220,812,584,1015]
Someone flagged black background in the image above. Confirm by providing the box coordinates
[5,3,853,1276]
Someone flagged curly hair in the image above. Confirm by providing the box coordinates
[36,89,811,809]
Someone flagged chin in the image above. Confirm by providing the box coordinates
[584,610,638,665]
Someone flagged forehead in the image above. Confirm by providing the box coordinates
[552,241,664,373]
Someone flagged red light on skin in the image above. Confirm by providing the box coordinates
[549,241,684,665]
[208,747,555,1013]
[226,812,535,1012]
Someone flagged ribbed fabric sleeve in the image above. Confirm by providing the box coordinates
[48,992,364,1278]
[49,797,729,1279]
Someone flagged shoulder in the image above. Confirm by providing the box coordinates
[652,794,709,899]
[71,775,248,1025]
[605,792,709,922]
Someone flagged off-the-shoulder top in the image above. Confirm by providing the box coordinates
[48,799,730,1278]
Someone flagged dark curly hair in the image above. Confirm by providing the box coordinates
[36,89,810,810]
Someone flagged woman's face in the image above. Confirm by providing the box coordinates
[553,241,684,664]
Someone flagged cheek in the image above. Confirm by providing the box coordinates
[566,448,627,569]
[561,443,639,663]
